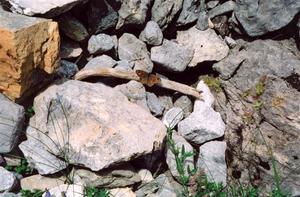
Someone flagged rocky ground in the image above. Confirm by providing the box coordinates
[0,0,299,196]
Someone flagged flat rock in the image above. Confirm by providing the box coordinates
[0,94,24,153]
[177,0,201,26]
[146,92,164,116]
[5,0,87,17]
[162,107,184,129]
[235,0,300,36]
[19,80,166,174]
[151,39,194,72]
[84,55,117,70]
[87,33,115,55]
[0,167,17,192]
[197,141,227,186]
[21,174,65,191]
[139,21,163,46]
[0,9,59,101]
[177,27,229,67]
[118,33,153,72]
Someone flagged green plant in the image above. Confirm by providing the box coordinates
[84,187,110,197]
[227,184,258,197]
[203,76,222,93]
[21,189,44,197]
[195,174,226,197]
[5,158,31,175]
[253,100,263,111]
[25,106,35,117]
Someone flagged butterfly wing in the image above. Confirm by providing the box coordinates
[136,70,149,85]
[148,74,161,87]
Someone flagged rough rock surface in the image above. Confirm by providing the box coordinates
[57,60,79,79]
[177,0,201,26]
[0,94,24,153]
[177,27,229,67]
[110,188,136,197]
[60,39,82,59]
[87,34,115,55]
[21,175,65,191]
[146,92,164,116]
[0,9,59,101]
[0,167,16,192]
[174,95,193,118]
[139,21,163,46]
[208,0,235,19]
[84,55,117,70]
[19,80,166,174]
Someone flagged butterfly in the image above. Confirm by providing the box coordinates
[136,70,161,87]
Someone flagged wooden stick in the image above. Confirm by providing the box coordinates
[74,67,202,99]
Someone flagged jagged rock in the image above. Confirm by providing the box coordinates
[72,164,141,188]
[56,60,79,79]
[151,0,183,30]
[42,184,84,197]
[174,95,193,118]
[118,33,153,72]
[0,94,24,153]
[87,34,115,55]
[21,174,65,191]
[146,92,164,116]
[87,0,118,34]
[178,105,225,144]
[177,0,201,26]
[197,141,227,186]
[116,0,151,29]
[5,0,88,17]
[19,80,166,174]
[110,188,136,197]
[151,39,194,72]
[235,0,300,36]
[0,167,17,192]
[84,55,117,70]
[166,132,195,182]
[139,21,163,46]
[194,80,215,111]
[60,39,83,59]
[162,108,184,129]
[208,1,235,19]
[207,0,219,9]
[0,9,59,101]
[177,27,229,67]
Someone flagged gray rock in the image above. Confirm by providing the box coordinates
[197,141,227,186]
[211,15,229,36]
[151,39,194,72]
[178,105,225,144]
[0,193,20,197]
[207,0,219,9]
[84,55,117,70]
[56,60,79,79]
[177,27,229,67]
[162,108,184,129]
[116,0,151,29]
[115,60,134,71]
[146,92,164,116]
[87,0,118,34]
[151,0,183,30]
[0,167,17,192]
[224,36,237,48]
[58,14,89,42]
[118,33,153,72]
[196,11,209,31]
[87,34,115,55]
[166,132,195,182]
[5,0,87,17]
[0,94,24,153]
[174,95,193,118]
[138,169,154,184]
[235,0,300,36]
[158,95,173,113]
[154,174,177,197]
[19,81,166,174]
[208,1,235,19]
[60,39,82,59]
[177,0,201,26]
[139,21,163,46]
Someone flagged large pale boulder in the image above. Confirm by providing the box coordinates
[19,80,166,174]
[0,9,59,101]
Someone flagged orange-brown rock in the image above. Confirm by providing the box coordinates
[0,9,60,101]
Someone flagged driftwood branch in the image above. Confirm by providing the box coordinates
[74,67,202,99]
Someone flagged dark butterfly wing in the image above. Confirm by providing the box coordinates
[148,74,161,87]
[136,70,149,85]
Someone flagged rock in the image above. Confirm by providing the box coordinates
[194,80,215,111]
[162,108,184,129]
[139,21,163,46]
[87,34,115,55]
[56,60,79,79]
[0,167,17,192]
[114,80,149,111]
[87,0,118,34]
[84,55,117,70]
[3,156,21,167]
[208,1,235,19]
[158,95,173,113]
[58,14,89,42]
[19,80,166,174]
[235,0,300,36]
[154,174,177,197]
[118,33,153,72]
[0,94,24,153]
[151,0,183,30]
[110,187,136,197]
[174,95,193,118]
[60,39,83,59]
[5,0,87,17]
[211,15,229,36]
[146,92,164,116]
[72,164,141,188]
[151,39,194,72]
[178,105,225,144]
[116,0,151,29]
[166,132,195,182]
[0,193,19,197]
[177,0,201,26]
[207,0,219,9]
[196,11,209,31]
[21,174,65,191]
[176,27,229,67]
[0,9,59,101]
[115,60,134,71]
[197,141,227,186]
[138,169,154,184]
[224,36,237,48]
[42,184,84,197]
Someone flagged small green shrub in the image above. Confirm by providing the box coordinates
[84,187,110,197]
[203,76,222,93]
[21,189,44,197]
[5,158,31,175]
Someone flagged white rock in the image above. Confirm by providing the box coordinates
[139,21,163,46]
[194,80,215,111]
[42,184,84,197]
[138,169,154,184]
[87,34,115,55]
[84,55,117,70]
[110,187,136,197]
[21,174,65,191]
[162,107,184,129]
[0,167,17,192]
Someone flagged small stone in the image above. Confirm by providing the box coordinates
[151,39,194,72]
[158,95,173,113]
[174,95,193,118]
[146,92,164,116]
[162,108,184,129]
[56,60,79,79]
[42,184,84,197]
[87,34,115,55]
[110,187,136,197]
[194,80,215,111]
[208,1,236,19]
[84,55,117,70]
[60,39,83,59]
[21,174,65,191]
[224,36,237,48]
[138,169,154,184]
[0,167,17,192]
[197,141,227,186]
[139,21,163,46]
